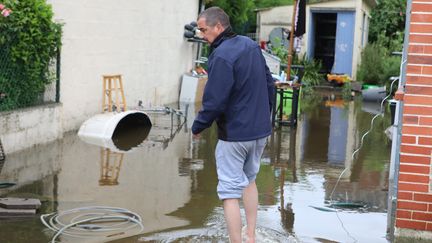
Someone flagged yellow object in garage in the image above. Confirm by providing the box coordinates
[327,74,351,86]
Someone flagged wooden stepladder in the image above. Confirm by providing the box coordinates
[102,75,126,112]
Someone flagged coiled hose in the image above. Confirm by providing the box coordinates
[40,206,144,243]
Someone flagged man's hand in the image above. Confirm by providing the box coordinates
[193,133,201,139]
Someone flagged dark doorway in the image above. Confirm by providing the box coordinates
[313,13,337,73]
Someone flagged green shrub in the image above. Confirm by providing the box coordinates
[297,55,323,87]
[382,55,401,81]
[356,44,385,85]
[342,82,352,100]
[369,0,406,52]
[269,37,288,65]
[357,43,401,86]
[0,0,62,111]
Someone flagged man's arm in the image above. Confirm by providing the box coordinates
[192,57,235,135]
[265,64,275,112]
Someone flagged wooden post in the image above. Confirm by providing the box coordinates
[286,0,299,81]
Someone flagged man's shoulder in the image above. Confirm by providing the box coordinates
[214,36,259,60]
[229,35,256,46]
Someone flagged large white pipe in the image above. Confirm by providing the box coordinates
[78,110,152,152]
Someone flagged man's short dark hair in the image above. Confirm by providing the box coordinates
[198,7,231,28]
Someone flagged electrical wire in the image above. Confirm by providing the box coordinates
[329,77,400,204]
[40,206,144,243]
[329,54,407,205]
[323,76,401,243]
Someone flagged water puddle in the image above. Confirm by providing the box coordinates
[0,99,391,242]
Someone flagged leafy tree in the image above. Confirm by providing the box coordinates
[357,0,406,84]
[356,43,401,85]
[255,0,293,9]
[205,0,255,34]
[205,0,293,34]
[369,0,406,51]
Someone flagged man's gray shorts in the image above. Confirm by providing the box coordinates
[215,137,267,200]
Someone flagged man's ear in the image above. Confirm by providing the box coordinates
[216,23,225,32]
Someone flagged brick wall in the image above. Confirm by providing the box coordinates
[396,0,432,233]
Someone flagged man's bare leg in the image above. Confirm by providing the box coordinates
[223,198,242,243]
[242,181,258,243]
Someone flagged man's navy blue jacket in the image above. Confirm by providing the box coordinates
[192,30,275,141]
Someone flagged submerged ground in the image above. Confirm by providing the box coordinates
[0,98,393,242]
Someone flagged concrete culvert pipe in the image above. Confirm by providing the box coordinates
[78,110,152,152]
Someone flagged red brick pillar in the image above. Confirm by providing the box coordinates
[396,1,432,236]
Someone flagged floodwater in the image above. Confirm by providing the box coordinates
[0,98,392,243]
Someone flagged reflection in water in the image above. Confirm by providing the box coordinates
[0,100,392,243]
[282,202,295,234]
[112,122,151,151]
[267,127,297,234]
[327,106,349,166]
[0,110,192,242]
[178,158,204,177]
[99,148,124,186]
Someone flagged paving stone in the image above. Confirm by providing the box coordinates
[0,198,41,209]
[0,207,36,216]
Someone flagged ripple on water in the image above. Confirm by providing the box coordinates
[139,210,297,243]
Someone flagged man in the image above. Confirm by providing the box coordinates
[191,7,274,243]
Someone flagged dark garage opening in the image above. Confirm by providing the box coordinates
[313,13,337,73]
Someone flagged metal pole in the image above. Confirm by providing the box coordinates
[55,45,61,103]
[286,0,299,80]
[0,138,5,161]
[290,87,299,126]
[387,0,411,239]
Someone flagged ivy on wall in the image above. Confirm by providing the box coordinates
[0,0,62,111]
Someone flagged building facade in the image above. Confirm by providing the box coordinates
[0,1,201,153]
[256,0,375,78]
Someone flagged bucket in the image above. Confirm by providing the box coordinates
[362,86,386,102]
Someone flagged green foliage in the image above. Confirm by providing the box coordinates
[205,0,293,34]
[293,54,323,113]
[341,82,352,100]
[383,55,401,84]
[369,0,406,52]
[294,54,323,87]
[357,0,405,86]
[356,44,385,85]
[356,44,401,86]
[0,0,62,111]
[205,0,255,34]
[299,89,321,115]
[255,0,293,9]
[269,37,288,65]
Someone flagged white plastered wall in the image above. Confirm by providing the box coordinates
[257,6,293,42]
[48,0,199,132]
[353,0,373,78]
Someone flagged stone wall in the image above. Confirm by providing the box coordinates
[0,104,62,154]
